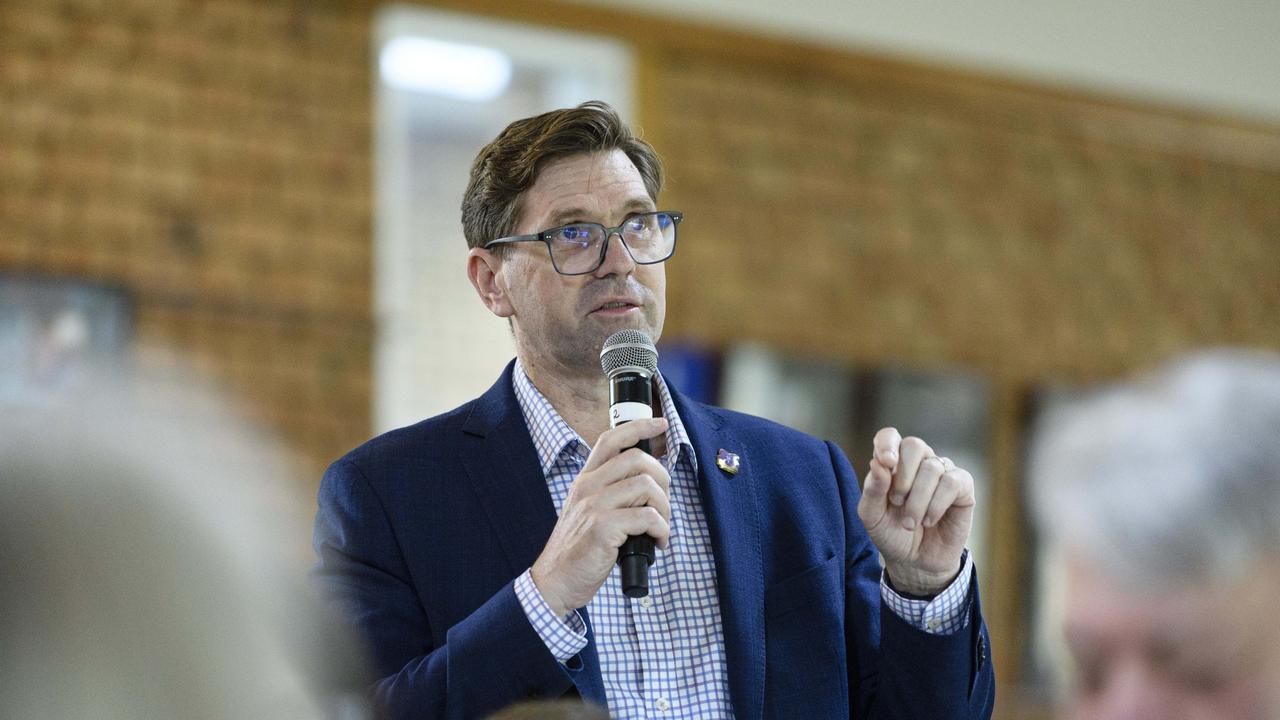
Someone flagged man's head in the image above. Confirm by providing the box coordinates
[1029,349,1280,720]
[463,102,669,376]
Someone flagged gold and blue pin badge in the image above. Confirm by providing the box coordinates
[716,448,740,475]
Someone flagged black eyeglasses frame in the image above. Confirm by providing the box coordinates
[481,211,683,276]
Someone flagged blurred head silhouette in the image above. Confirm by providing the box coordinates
[0,364,370,719]
[1030,349,1280,720]
[486,698,612,720]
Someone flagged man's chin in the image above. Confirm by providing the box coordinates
[586,308,659,339]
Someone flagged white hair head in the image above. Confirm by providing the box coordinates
[1029,348,1280,588]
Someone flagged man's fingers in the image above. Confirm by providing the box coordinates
[901,456,945,530]
[872,427,902,471]
[890,436,934,506]
[858,457,893,527]
[606,506,672,550]
[598,449,669,492]
[923,468,974,527]
[573,447,670,500]
[597,473,671,523]
[582,418,668,473]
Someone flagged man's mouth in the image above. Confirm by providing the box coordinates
[591,299,641,315]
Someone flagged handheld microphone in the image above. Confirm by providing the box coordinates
[600,329,660,598]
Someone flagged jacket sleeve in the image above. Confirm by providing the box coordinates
[829,441,996,720]
[312,458,578,719]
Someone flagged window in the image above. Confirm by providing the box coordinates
[374,6,633,431]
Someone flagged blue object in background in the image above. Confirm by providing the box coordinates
[657,341,719,405]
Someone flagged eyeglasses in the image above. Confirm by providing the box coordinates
[482,211,682,276]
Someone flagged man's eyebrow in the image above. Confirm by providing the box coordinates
[545,207,591,226]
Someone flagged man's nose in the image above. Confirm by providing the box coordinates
[592,231,636,278]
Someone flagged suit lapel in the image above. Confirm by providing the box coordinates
[457,361,606,705]
[670,387,766,720]
[459,363,558,572]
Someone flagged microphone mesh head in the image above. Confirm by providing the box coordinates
[600,330,658,377]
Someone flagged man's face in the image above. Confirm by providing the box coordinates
[1060,556,1280,720]
[494,149,666,374]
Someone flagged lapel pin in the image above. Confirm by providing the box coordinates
[716,448,740,475]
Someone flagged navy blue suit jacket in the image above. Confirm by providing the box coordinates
[313,362,995,719]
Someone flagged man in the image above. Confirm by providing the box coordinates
[313,101,995,719]
[1029,350,1280,720]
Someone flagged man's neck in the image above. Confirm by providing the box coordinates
[519,353,611,447]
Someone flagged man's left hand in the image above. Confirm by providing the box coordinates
[856,427,975,597]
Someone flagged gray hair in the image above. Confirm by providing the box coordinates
[1029,348,1280,588]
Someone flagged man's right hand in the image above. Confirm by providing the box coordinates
[530,417,672,617]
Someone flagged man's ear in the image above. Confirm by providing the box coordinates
[467,247,515,318]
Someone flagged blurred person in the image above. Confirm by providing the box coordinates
[1029,349,1280,720]
[314,101,994,718]
[486,698,612,720]
[0,363,371,719]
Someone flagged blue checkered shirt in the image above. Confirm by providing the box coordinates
[510,361,972,717]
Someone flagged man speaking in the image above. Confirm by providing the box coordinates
[312,101,995,719]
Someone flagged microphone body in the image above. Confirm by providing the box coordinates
[600,330,661,598]
[608,369,655,597]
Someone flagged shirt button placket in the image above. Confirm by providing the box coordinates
[634,574,671,717]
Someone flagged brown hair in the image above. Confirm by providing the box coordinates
[460,101,664,250]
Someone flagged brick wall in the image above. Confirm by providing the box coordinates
[650,50,1280,382]
[1,0,373,479]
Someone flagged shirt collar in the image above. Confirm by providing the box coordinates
[512,358,696,477]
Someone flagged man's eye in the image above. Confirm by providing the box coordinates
[557,227,591,244]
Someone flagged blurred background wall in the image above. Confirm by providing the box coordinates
[3,1,1278,717]
[2,1,374,476]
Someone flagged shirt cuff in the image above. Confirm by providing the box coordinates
[514,568,589,662]
[880,550,974,636]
